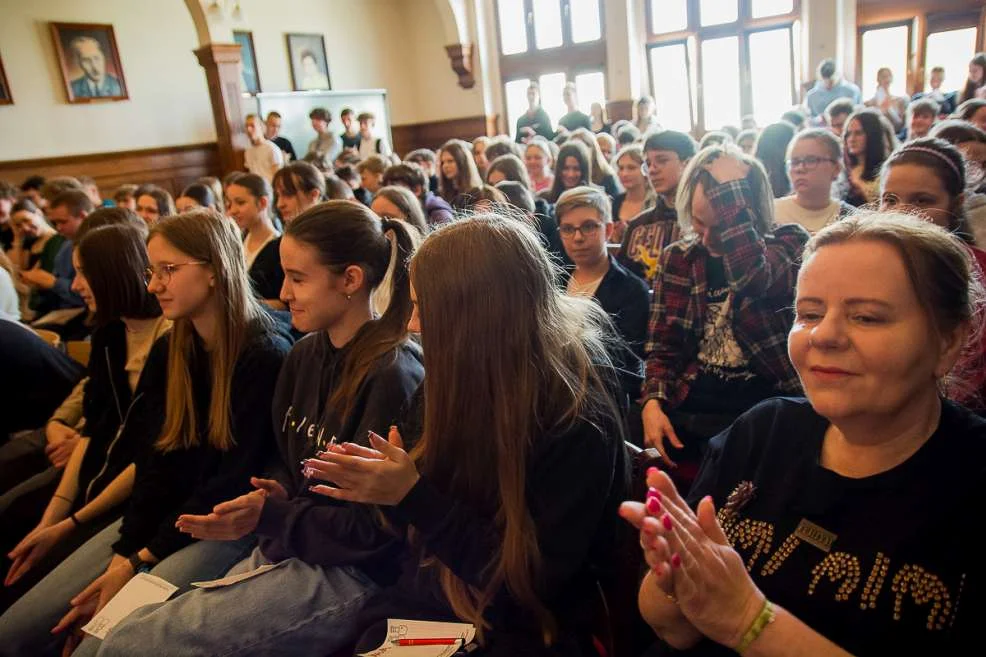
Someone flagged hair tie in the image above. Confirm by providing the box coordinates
[900,145,962,182]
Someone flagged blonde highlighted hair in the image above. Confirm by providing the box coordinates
[150,209,272,452]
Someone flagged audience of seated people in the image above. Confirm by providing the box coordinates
[4,50,986,657]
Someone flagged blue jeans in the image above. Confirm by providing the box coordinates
[0,518,255,657]
[97,547,379,657]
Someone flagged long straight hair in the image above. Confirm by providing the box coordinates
[547,141,592,203]
[438,139,483,202]
[285,201,415,421]
[151,209,272,452]
[844,108,898,181]
[569,128,615,184]
[409,215,620,644]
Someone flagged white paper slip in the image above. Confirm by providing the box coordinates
[82,573,178,640]
[358,619,476,657]
[191,563,280,589]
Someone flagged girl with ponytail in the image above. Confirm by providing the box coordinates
[313,215,629,655]
[95,201,425,657]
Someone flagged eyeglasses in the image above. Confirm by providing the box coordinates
[559,222,604,238]
[144,261,207,285]
[786,156,837,171]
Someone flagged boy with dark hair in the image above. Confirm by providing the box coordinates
[19,176,45,208]
[616,130,697,283]
[355,112,392,159]
[21,190,92,313]
[823,97,855,137]
[383,163,453,226]
[907,97,940,141]
[265,111,298,162]
[305,107,339,170]
[406,149,440,194]
[339,108,359,150]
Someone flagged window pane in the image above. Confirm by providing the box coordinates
[497,0,528,55]
[650,0,688,34]
[539,72,568,128]
[532,0,563,50]
[701,36,741,130]
[505,78,532,138]
[751,0,793,18]
[860,26,908,98]
[570,0,601,43]
[649,44,693,131]
[699,0,737,27]
[749,28,794,127]
[925,27,978,94]
[575,71,607,118]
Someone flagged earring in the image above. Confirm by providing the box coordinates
[346,294,352,301]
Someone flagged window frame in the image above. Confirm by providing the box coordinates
[856,19,915,98]
[495,0,607,134]
[856,4,985,96]
[645,0,801,135]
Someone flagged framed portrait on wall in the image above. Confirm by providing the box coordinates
[233,30,261,95]
[50,22,128,103]
[286,33,330,91]
[0,55,12,105]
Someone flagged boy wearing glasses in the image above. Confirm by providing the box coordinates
[774,128,853,234]
[558,186,649,425]
[617,130,697,284]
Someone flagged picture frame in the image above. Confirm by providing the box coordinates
[50,22,128,103]
[233,30,261,95]
[286,33,331,91]
[0,55,12,105]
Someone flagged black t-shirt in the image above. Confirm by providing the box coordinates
[559,110,592,133]
[668,397,986,656]
[515,107,555,142]
[271,136,297,162]
[248,236,285,302]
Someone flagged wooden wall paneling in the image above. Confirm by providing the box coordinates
[0,143,220,198]
[391,115,498,156]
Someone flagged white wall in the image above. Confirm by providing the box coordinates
[234,0,482,125]
[0,0,216,161]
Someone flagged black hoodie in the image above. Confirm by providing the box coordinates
[76,319,165,511]
[253,331,424,579]
[111,320,291,560]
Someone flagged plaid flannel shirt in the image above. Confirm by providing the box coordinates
[642,179,810,408]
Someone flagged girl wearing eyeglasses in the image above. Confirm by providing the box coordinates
[774,129,854,235]
[0,209,292,657]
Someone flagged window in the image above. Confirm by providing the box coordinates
[497,0,528,55]
[646,0,801,134]
[649,43,694,130]
[504,78,533,138]
[748,28,795,127]
[650,0,688,35]
[856,8,982,100]
[751,0,792,18]
[699,0,738,27]
[859,24,909,98]
[569,0,602,43]
[496,0,606,137]
[701,37,742,128]
[925,27,978,93]
[532,0,564,50]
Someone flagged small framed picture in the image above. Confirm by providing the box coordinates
[0,55,12,105]
[233,30,261,95]
[286,33,330,91]
[50,22,128,103]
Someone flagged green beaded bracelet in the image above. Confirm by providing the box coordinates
[736,599,775,654]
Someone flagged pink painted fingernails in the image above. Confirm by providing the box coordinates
[646,487,661,501]
[647,466,659,478]
[652,564,663,577]
[662,514,673,531]
[671,553,682,569]
[646,497,661,515]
